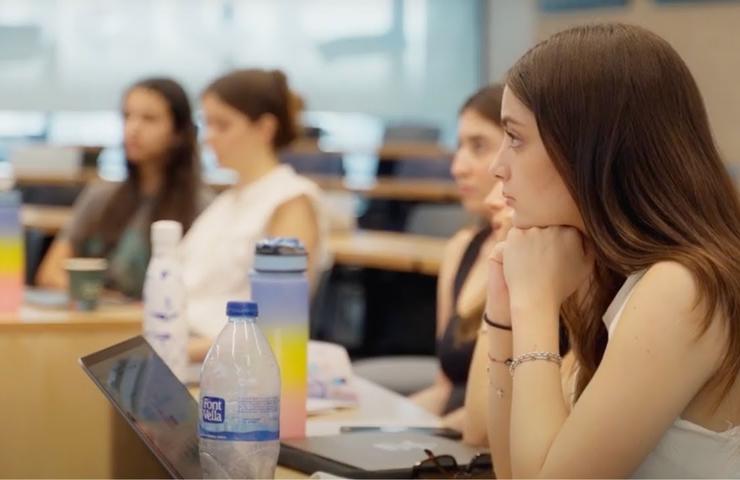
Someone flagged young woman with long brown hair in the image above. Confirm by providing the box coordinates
[37,78,209,297]
[411,85,512,428]
[485,23,740,478]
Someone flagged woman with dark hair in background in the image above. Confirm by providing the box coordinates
[184,69,327,350]
[37,77,210,298]
[410,84,512,430]
[486,24,740,478]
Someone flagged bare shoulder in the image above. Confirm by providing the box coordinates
[272,194,316,222]
[618,261,726,366]
[439,228,476,276]
[445,228,475,257]
[637,261,700,309]
[266,195,319,255]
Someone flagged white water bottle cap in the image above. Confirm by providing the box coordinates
[151,220,182,255]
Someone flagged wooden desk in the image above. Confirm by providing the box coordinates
[8,141,457,203]
[206,174,459,202]
[0,294,441,478]
[15,173,458,203]
[309,176,459,202]
[0,297,438,478]
[21,204,72,235]
[0,302,143,478]
[8,167,99,187]
[316,142,451,160]
[376,142,451,160]
[21,206,447,275]
[329,230,446,275]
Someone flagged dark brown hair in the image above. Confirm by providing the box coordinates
[455,84,505,345]
[203,69,299,149]
[75,78,201,265]
[506,23,740,398]
[460,83,504,128]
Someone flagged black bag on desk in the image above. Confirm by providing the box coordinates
[279,431,490,479]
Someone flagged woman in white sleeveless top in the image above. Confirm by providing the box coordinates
[183,69,327,346]
[483,24,740,478]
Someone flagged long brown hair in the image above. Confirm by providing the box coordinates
[203,69,299,150]
[506,23,740,398]
[460,83,504,127]
[455,84,505,345]
[76,77,201,258]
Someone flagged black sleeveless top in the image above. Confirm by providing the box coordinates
[437,226,492,414]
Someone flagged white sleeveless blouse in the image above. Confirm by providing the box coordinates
[603,271,740,478]
[180,165,328,338]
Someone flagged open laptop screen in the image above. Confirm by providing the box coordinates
[79,336,201,479]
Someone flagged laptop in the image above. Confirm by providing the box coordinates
[79,336,201,479]
[80,336,483,479]
[280,431,483,478]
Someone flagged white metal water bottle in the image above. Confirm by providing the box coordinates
[199,301,281,479]
[250,237,309,439]
[142,220,187,381]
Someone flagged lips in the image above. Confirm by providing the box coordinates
[457,185,475,196]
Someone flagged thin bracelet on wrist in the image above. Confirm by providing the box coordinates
[483,312,512,331]
[508,351,562,377]
[487,352,513,368]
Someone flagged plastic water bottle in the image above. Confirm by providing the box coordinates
[199,301,281,479]
[250,237,309,439]
[142,220,187,381]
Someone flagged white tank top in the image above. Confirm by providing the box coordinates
[180,165,328,338]
[603,270,740,478]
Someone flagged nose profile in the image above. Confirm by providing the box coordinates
[484,181,505,212]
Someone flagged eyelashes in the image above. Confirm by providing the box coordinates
[504,130,522,149]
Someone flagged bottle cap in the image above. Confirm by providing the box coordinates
[254,237,307,272]
[151,220,182,254]
[226,301,258,318]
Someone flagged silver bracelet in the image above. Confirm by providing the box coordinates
[509,351,562,377]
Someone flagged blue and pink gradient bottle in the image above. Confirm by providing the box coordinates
[250,238,309,439]
[0,191,23,312]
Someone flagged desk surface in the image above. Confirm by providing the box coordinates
[20,204,73,235]
[12,168,459,203]
[0,293,440,478]
[0,299,144,478]
[22,206,447,275]
[0,302,142,332]
[311,376,439,436]
[329,230,446,275]
[308,175,459,202]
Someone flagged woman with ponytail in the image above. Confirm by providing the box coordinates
[184,69,327,345]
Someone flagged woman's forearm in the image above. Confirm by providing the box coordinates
[509,303,568,478]
[462,336,491,446]
[486,325,514,479]
[409,379,453,415]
